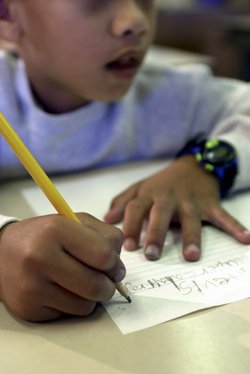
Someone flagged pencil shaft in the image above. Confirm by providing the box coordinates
[0,111,129,302]
[0,112,80,223]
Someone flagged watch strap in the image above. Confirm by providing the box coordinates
[177,137,238,198]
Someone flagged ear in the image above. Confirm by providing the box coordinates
[0,1,21,42]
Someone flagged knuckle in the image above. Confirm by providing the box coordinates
[21,245,41,270]
[98,244,115,269]
[109,226,124,249]
[127,199,141,210]
[39,215,61,236]
[153,200,168,212]
[78,212,101,225]
[180,202,200,220]
[127,196,151,210]
[20,243,48,272]
[116,228,124,245]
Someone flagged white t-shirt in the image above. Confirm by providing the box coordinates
[1,51,250,226]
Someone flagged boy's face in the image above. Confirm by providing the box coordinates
[8,0,155,113]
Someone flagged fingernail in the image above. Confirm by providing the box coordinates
[145,244,160,261]
[113,267,126,283]
[124,238,137,251]
[184,244,200,261]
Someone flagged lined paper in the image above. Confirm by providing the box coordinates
[103,222,250,333]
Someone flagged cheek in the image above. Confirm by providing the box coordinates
[56,26,104,61]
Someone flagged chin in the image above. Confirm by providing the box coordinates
[99,85,133,102]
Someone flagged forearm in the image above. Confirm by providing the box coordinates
[210,117,250,193]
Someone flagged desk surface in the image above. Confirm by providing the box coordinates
[0,161,250,374]
[146,45,214,68]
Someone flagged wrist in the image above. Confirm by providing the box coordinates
[177,136,238,198]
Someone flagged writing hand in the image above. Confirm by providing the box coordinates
[0,213,125,321]
[105,156,250,261]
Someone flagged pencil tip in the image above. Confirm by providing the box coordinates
[127,296,132,303]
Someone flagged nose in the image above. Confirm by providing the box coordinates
[111,1,150,39]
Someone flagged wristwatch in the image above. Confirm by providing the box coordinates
[177,135,238,198]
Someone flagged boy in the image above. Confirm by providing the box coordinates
[0,0,250,322]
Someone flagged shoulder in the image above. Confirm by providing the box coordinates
[130,55,213,103]
[129,53,249,111]
[139,50,212,82]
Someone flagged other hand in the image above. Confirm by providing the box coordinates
[105,156,250,261]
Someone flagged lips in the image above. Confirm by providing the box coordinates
[106,50,144,79]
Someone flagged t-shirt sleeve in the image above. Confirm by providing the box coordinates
[0,215,20,230]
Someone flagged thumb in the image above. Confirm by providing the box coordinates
[105,252,127,283]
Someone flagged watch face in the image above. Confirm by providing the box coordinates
[202,141,236,165]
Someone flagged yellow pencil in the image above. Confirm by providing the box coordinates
[0,111,131,303]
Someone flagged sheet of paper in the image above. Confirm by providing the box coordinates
[103,224,250,334]
[20,161,250,334]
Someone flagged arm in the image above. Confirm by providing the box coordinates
[105,66,250,261]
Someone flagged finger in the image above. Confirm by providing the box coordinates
[104,184,141,223]
[180,206,202,262]
[35,216,126,283]
[144,200,175,261]
[16,283,97,322]
[48,249,118,302]
[207,205,250,244]
[50,216,125,277]
[4,262,100,322]
[5,249,113,322]
[122,196,153,251]
[43,283,97,318]
[76,212,124,255]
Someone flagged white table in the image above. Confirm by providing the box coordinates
[0,160,250,374]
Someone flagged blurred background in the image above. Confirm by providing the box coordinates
[1,0,250,80]
[154,0,250,80]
